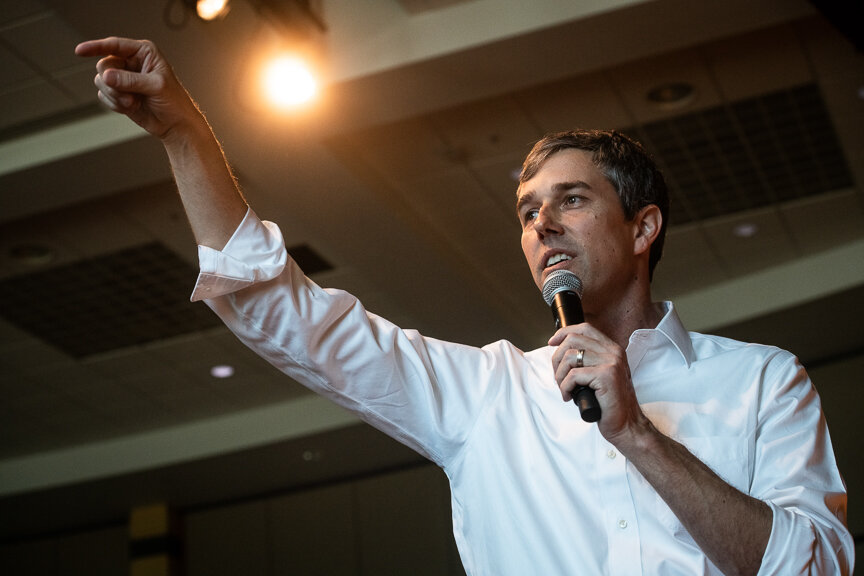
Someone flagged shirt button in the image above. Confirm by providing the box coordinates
[606,449,617,459]
[618,519,628,530]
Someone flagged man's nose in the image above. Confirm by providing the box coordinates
[533,204,563,237]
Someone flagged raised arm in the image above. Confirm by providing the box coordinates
[75,37,247,250]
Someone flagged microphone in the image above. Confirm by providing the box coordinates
[542,270,601,423]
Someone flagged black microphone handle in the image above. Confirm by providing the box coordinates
[551,291,602,423]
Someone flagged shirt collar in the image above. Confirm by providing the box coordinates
[655,301,694,367]
[627,301,694,374]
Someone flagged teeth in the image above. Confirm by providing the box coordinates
[546,253,572,267]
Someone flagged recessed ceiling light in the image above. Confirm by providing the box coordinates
[732,222,759,238]
[646,82,696,110]
[302,449,323,462]
[210,364,235,378]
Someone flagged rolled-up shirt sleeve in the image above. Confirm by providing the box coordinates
[754,354,854,574]
[191,207,288,301]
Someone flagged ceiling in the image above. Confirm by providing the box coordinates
[0,0,862,542]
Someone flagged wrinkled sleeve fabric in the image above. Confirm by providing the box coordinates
[754,352,854,575]
[191,208,289,301]
[190,208,500,465]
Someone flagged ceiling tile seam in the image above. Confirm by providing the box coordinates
[0,34,80,102]
[0,71,50,97]
[0,8,53,33]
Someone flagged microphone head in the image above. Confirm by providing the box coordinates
[542,270,583,306]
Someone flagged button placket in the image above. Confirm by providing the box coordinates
[596,434,641,574]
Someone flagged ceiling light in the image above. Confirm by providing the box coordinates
[210,364,235,378]
[646,82,696,110]
[732,222,759,238]
[193,0,230,21]
[302,449,323,462]
[262,54,319,108]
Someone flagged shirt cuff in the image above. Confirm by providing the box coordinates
[757,500,814,575]
[190,207,288,301]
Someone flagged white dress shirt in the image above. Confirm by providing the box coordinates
[192,209,853,575]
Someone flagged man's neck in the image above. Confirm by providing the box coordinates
[585,291,663,350]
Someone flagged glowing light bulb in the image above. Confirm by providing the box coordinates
[263,55,318,108]
[196,0,229,21]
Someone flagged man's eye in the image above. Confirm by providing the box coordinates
[524,209,538,221]
[564,195,580,206]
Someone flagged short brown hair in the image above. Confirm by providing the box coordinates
[519,129,670,280]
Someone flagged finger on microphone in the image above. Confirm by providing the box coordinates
[548,329,572,347]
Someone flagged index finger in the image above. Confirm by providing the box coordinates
[75,37,144,58]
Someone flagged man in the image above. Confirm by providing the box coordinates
[76,37,853,575]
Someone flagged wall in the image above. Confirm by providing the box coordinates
[0,464,465,576]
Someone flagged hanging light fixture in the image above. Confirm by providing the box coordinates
[241,0,328,113]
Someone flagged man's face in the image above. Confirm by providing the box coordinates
[517,149,639,307]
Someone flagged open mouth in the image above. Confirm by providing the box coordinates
[545,253,572,268]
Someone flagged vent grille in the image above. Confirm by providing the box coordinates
[627,84,854,226]
[0,243,221,358]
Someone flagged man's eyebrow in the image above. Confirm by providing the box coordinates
[516,180,591,212]
[516,190,535,213]
[553,180,591,193]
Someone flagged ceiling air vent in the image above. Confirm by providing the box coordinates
[0,243,221,358]
[625,83,853,226]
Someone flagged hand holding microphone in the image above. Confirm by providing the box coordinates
[542,270,601,423]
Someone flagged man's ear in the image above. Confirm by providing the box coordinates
[632,204,662,257]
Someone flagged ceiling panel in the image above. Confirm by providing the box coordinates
[517,72,631,134]
[427,96,541,163]
[701,207,799,276]
[0,43,36,89]
[0,11,82,73]
[783,189,864,255]
[0,0,49,24]
[0,78,72,130]
[336,118,455,184]
[707,24,812,101]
